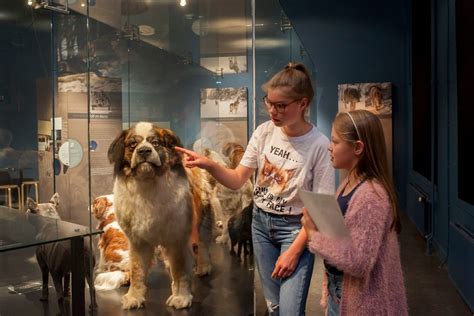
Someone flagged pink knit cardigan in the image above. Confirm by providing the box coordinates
[307,179,408,316]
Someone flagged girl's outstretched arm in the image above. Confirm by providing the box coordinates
[175,146,255,190]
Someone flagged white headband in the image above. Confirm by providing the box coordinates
[346,112,361,140]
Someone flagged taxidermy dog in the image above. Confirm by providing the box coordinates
[221,142,253,209]
[26,193,96,315]
[201,148,244,244]
[204,142,253,244]
[91,194,130,291]
[228,201,253,259]
[108,122,214,310]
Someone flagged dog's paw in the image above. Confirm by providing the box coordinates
[215,235,229,244]
[166,293,192,309]
[194,263,212,277]
[121,292,145,310]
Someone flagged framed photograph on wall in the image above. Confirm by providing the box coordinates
[200,87,248,119]
[338,82,392,117]
[198,87,248,153]
[200,56,247,74]
[337,82,393,176]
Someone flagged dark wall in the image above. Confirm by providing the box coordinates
[279,0,409,203]
[0,22,51,151]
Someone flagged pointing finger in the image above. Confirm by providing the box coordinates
[175,146,196,156]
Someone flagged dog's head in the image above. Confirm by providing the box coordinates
[368,86,382,100]
[107,122,183,179]
[222,142,245,169]
[91,195,114,220]
[26,193,60,219]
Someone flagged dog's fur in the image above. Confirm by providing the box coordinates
[26,193,96,315]
[222,142,245,169]
[91,194,130,291]
[228,201,253,259]
[203,142,253,244]
[107,122,213,310]
[184,166,215,277]
[221,142,253,208]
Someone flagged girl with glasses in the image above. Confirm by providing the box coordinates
[176,62,335,315]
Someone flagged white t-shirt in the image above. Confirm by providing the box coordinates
[240,121,335,215]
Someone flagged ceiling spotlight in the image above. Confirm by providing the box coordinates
[27,0,33,5]
[81,3,85,7]
[179,0,186,7]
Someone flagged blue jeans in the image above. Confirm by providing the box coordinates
[252,207,315,316]
[326,270,343,316]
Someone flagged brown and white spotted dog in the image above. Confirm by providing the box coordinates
[107,122,213,310]
[91,194,130,291]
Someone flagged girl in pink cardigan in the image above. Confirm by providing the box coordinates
[302,110,408,315]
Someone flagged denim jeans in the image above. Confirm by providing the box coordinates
[326,270,344,316]
[252,207,315,316]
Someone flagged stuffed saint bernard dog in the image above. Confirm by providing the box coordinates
[108,122,213,310]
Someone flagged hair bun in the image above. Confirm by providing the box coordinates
[285,62,306,72]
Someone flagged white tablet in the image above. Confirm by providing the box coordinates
[298,189,350,238]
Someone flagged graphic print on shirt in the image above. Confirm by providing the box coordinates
[255,152,297,213]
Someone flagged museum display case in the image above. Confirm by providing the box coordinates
[0,0,316,314]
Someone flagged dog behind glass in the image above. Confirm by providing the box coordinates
[228,201,253,259]
[26,193,96,315]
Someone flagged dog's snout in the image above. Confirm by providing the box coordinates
[137,146,152,157]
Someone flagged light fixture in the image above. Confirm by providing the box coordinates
[27,0,33,5]
[179,0,186,7]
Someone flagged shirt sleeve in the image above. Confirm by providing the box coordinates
[239,124,262,169]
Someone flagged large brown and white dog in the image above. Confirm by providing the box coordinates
[91,194,130,291]
[108,122,213,310]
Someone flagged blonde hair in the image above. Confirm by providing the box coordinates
[262,62,314,104]
[333,110,401,233]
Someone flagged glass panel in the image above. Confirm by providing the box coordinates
[0,0,322,313]
[255,0,317,127]
[1,206,100,251]
[1,1,96,314]
[87,0,255,314]
[0,9,55,301]
[0,1,51,210]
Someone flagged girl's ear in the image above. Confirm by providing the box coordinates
[300,97,310,110]
[354,140,365,156]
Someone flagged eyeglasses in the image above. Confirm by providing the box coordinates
[263,96,300,113]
